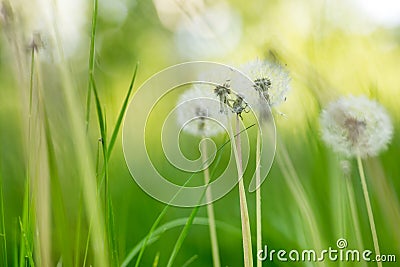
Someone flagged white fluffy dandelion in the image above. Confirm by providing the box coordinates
[176,85,228,137]
[240,59,291,110]
[320,95,393,158]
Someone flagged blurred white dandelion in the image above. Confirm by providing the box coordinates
[320,95,393,158]
[176,85,228,137]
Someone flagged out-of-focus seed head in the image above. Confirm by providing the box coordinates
[320,95,394,158]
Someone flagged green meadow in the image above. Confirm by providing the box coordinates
[0,0,399,266]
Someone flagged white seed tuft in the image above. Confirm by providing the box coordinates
[320,95,394,158]
[240,59,291,109]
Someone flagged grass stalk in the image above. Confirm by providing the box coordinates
[0,167,7,266]
[357,157,382,267]
[276,141,323,253]
[33,51,52,267]
[85,0,99,131]
[152,252,160,267]
[200,138,221,267]
[181,255,199,267]
[90,76,119,266]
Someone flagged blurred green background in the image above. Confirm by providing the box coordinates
[0,0,399,266]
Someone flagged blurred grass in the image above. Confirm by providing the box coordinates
[0,0,399,266]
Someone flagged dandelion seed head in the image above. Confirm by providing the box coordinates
[29,32,45,52]
[320,95,394,158]
[176,86,228,137]
[240,59,291,108]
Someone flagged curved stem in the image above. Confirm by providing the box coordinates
[357,157,382,267]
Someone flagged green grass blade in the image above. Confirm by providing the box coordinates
[107,194,119,266]
[0,166,7,266]
[89,76,106,141]
[107,63,139,160]
[133,203,169,267]
[42,108,72,267]
[18,217,34,267]
[181,255,198,267]
[132,124,254,267]
[19,176,33,267]
[74,194,83,267]
[13,220,18,267]
[82,218,92,267]
[152,252,160,267]
[85,0,99,131]
[166,206,201,267]
[122,217,240,267]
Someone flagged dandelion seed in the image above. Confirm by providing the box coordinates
[176,86,228,137]
[320,95,393,158]
[213,80,231,113]
[228,93,250,120]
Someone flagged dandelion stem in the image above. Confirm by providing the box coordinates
[201,138,221,267]
[357,157,382,267]
[233,115,253,267]
[255,131,262,267]
[344,174,368,267]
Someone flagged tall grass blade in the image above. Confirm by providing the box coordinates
[13,220,18,267]
[181,255,198,267]
[107,63,139,159]
[152,252,160,267]
[18,217,34,267]
[276,141,323,256]
[122,217,240,266]
[0,166,7,266]
[107,193,119,266]
[85,0,99,131]
[89,76,106,141]
[42,108,72,266]
[166,206,201,267]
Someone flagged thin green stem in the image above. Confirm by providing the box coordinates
[201,139,221,267]
[357,157,382,267]
[0,167,7,266]
[255,132,262,267]
[85,0,98,131]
